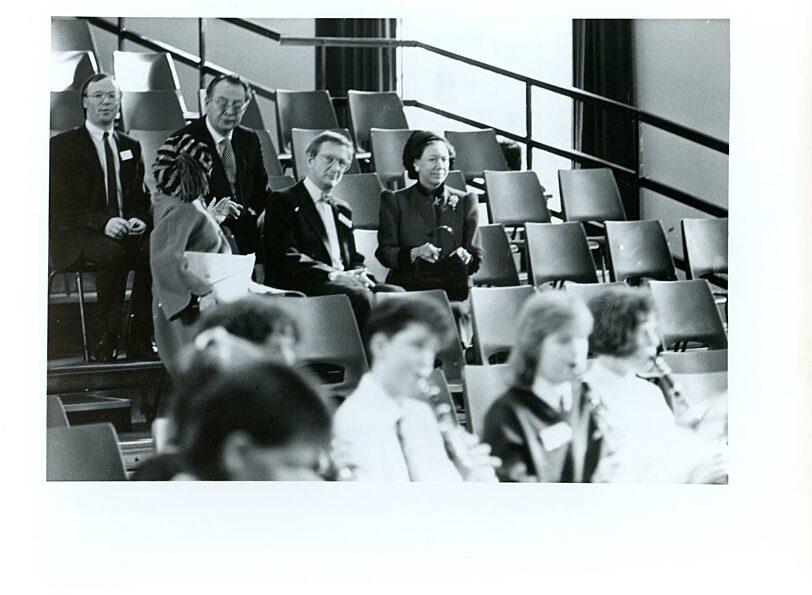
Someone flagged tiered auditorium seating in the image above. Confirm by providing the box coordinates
[525,222,598,288]
[471,224,520,287]
[445,129,509,183]
[50,50,98,91]
[347,90,409,152]
[604,220,678,284]
[470,285,536,365]
[276,89,340,153]
[331,173,384,230]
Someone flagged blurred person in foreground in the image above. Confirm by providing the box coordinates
[482,292,602,482]
[332,298,500,481]
[582,286,727,483]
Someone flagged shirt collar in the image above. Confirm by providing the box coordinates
[531,374,573,413]
[85,119,114,141]
[205,116,233,146]
[354,373,407,424]
[303,176,330,204]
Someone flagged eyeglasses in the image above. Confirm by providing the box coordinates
[212,98,248,113]
[317,153,352,171]
[86,92,120,102]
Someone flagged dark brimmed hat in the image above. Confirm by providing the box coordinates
[402,130,448,180]
[153,133,213,197]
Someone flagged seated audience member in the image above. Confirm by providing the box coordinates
[49,73,155,361]
[482,292,602,483]
[332,298,500,481]
[179,360,333,481]
[264,131,403,329]
[582,286,727,483]
[169,74,269,256]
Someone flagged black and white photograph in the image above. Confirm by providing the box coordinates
[7,0,812,592]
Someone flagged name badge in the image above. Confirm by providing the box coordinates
[119,149,134,161]
[538,422,572,451]
[337,213,352,228]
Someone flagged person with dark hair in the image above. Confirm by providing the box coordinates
[169,74,268,256]
[376,130,482,343]
[264,130,403,329]
[332,298,500,481]
[49,73,155,361]
[482,292,601,482]
[582,286,727,483]
[178,360,333,481]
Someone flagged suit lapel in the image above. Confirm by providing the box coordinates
[294,183,332,257]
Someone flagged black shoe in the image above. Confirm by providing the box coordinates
[93,332,119,362]
[126,337,158,361]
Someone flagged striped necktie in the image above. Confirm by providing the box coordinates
[219,137,237,195]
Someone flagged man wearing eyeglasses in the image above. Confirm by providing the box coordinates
[264,131,403,329]
[49,74,155,361]
[169,74,268,257]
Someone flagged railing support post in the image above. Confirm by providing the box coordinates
[117,18,124,51]
[198,18,207,92]
[525,82,533,170]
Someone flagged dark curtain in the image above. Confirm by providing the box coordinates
[315,18,398,128]
[572,19,638,219]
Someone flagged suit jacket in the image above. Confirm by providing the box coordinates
[171,117,269,255]
[482,384,602,483]
[376,183,482,289]
[263,180,365,294]
[49,126,151,270]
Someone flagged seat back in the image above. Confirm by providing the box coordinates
[255,129,285,176]
[120,90,186,131]
[276,89,340,152]
[470,285,536,364]
[605,220,677,283]
[47,423,127,481]
[558,168,626,223]
[348,90,409,151]
[563,281,628,307]
[50,50,98,91]
[267,175,297,191]
[660,348,728,374]
[471,224,520,287]
[352,229,390,284]
[484,170,551,227]
[681,217,728,279]
[290,128,360,180]
[463,364,512,435]
[525,222,598,287]
[444,170,468,192]
[445,129,509,181]
[375,290,465,386]
[370,128,414,186]
[272,295,368,397]
[127,129,174,192]
[198,88,265,130]
[331,173,384,230]
[47,396,69,429]
[50,90,84,132]
[648,280,728,350]
[114,51,181,92]
[51,17,99,60]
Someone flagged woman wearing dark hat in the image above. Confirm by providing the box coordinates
[149,133,236,375]
[376,131,482,342]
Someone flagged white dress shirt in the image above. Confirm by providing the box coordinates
[85,120,123,217]
[303,176,344,270]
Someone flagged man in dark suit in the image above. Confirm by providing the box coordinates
[49,74,154,361]
[264,131,403,329]
[170,74,268,256]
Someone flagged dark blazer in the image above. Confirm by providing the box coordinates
[482,385,602,483]
[376,183,482,289]
[171,117,269,255]
[49,126,151,270]
[264,180,365,294]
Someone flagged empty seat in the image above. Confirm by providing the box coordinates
[681,217,728,280]
[114,51,181,92]
[605,220,677,284]
[120,90,186,131]
[375,290,465,388]
[370,128,414,186]
[471,224,520,287]
[47,423,127,481]
[331,173,384,230]
[348,90,409,151]
[50,50,98,91]
[272,295,368,397]
[648,280,728,350]
[127,129,174,191]
[463,364,512,435]
[353,229,391,284]
[484,170,551,228]
[290,128,360,180]
[445,129,509,182]
[558,167,626,223]
[255,129,285,176]
[444,170,467,192]
[470,285,536,364]
[47,396,69,429]
[51,17,98,59]
[50,90,84,132]
[276,89,340,152]
[267,175,297,191]
[660,349,728,374]
[525,222,598,287]
[199,88,265,130]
